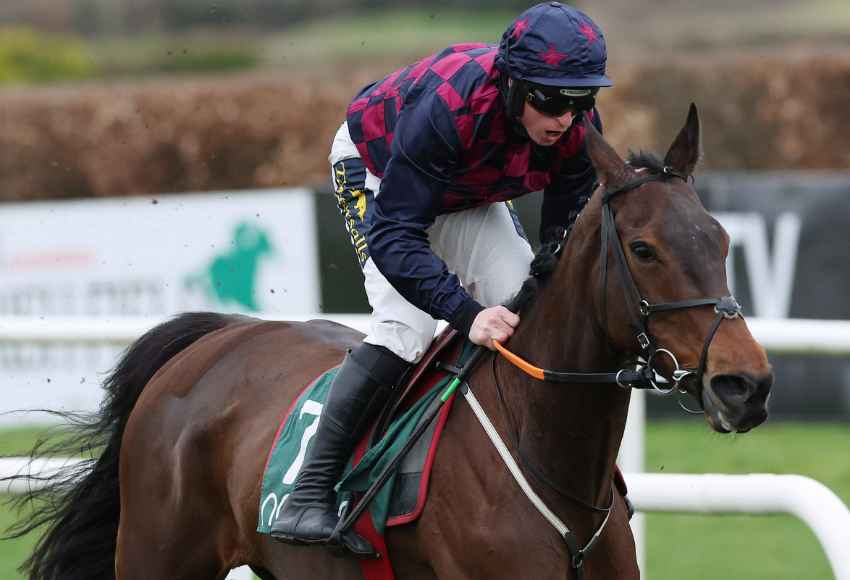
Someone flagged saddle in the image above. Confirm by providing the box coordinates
[257,328,630,580]
[344,328,465,528]
[256,327,464,531]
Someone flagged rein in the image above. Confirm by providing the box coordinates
[496,168,743,401]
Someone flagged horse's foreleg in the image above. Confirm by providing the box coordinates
[114,510,233,580]
[585,494,641,580]
[115,529,230,580]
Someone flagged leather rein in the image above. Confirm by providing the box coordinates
[494,167,743,400]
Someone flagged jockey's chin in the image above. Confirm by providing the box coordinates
[519,103,575,147]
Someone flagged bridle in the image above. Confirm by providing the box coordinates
[487,167,743,577]
[495,166,743,402]
[600,167,743,397]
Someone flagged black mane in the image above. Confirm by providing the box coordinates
[627,150,665,174]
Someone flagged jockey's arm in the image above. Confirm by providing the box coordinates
[367,94,487,340]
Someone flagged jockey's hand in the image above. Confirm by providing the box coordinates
[469,306,520,350]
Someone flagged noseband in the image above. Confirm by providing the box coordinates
[495,166,743,401]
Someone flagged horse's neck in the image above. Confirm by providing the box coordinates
[499,253,631,508]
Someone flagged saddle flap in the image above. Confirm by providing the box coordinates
[373,327,460,440]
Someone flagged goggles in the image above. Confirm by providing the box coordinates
[525,84,599,117]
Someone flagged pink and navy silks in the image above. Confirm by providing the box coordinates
[345,44,602,335]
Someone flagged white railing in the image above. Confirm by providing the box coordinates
[2,314,850,578]
[0,315,376,344]
[2,315,850,354]
[629,473,850,580]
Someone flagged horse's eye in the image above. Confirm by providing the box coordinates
[630,241,657,262]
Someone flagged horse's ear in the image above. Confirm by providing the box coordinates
[584,114,627,189]
[663,103,703,176]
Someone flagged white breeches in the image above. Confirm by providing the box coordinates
[330,122,533,363]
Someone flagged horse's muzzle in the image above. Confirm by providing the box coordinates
[701,371,773,433]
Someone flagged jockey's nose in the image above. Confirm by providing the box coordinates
[556,111,574,128]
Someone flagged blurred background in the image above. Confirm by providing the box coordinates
[0,0,849,578]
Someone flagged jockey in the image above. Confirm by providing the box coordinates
[271,1,612,556]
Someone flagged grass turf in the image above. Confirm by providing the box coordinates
[1,420,848,578]
[643,419,849,579]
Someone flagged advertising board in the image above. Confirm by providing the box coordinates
[0,189,319,423]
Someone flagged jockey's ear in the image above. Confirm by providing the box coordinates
[663,103,703,177]
[584,114,628,190]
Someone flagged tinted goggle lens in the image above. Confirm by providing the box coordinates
[526,87,597,116]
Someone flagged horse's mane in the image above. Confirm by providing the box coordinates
[529,149,667,285]
[626,150,665,174]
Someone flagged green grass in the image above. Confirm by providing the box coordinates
[261,10,515,69]
[262,4,850,68]
[1,421,848,578]
[0,425,52,578]
[9,3,850,85]
[90,31,262,78]
[81,9,516,82]
[0,502,32,578]
[22,10,514,84]
[0,426,58,457]
[644,420,850,579]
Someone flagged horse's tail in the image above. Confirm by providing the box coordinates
[2,312,236,580]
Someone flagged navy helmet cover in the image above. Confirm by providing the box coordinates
[496,2,612,89]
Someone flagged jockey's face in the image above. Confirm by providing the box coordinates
[519,101,575,147]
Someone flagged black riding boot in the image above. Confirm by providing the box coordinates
[270,342,409,557]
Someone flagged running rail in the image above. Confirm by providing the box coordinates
[0,457,85,494]
[2,316,850,354]
[628,473,850,580]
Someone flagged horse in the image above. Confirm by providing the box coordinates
[5,103,772,580]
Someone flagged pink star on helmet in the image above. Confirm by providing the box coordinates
[540,44,568,66]
[512,18,528,39]
[579,23,598,43]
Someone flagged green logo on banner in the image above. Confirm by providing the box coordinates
[184,222,274,312]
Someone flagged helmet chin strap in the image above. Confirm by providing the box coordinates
[500,75,531,139]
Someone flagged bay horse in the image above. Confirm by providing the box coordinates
[6,104,772,580]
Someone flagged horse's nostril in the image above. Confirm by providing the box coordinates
[746,373,774,409]
[755,373,774,400]
[709,374,755,403]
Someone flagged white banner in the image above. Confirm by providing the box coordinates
[0,189,319,424]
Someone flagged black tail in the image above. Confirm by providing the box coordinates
[1,312,237,580]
